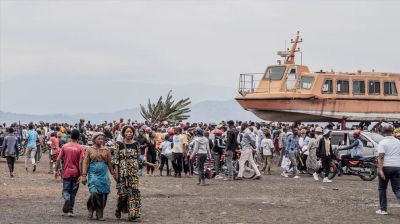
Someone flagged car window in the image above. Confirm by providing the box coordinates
[363,132,384,143]
[348,134,355,145]
[331,133,345,145]
[360,136,369,147]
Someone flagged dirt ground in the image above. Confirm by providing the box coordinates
[0,155,399,224]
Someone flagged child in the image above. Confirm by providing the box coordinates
[261,131,274,175]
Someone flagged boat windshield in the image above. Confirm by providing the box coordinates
[263,66,286,81]
[363,132,384,143]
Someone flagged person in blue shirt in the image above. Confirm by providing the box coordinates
[284,129,300,178]
[340,130,364,160]
[25,123,39,172]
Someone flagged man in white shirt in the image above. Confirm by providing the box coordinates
[376,126,400,215]
[171,127,187,177]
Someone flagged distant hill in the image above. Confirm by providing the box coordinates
[0,100,259,124]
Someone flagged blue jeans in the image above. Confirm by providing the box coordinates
[225,150,234,179]
[378,166,400,211]
[62,177,80,213]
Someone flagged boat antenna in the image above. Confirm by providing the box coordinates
[285,31,302,65]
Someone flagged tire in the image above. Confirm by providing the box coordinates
[19,146,26,157]
[359,163,377,181]
[237,161,256,179]
[319,162,337,180]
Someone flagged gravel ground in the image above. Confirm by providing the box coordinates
[0,156,399,224]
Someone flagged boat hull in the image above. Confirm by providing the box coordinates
[235,97,400,122]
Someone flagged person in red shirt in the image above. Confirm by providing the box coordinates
[55,129,84,217]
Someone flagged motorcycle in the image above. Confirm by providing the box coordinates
[321,147,377,181]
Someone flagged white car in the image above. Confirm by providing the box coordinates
[330,131,384,158]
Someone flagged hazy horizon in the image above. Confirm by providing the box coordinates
[1,0,399,115]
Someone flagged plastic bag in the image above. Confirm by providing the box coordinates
[281,156,291,172]
[164,147,173,161]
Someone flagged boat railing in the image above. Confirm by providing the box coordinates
[238,73,266,95]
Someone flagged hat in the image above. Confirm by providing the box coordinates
[92,132,105,141]
[315,127,323,133]
[323,129,331,136]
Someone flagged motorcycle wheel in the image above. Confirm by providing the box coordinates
[19,147,26,157]
[319,162,337,180]
[236,161,256,179]
[359,163,377,181]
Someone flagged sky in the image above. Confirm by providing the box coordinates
[1,0,400,114]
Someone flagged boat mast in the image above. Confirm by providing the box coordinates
[285,31,302,65]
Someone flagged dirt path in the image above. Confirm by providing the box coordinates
[0,156,398,224]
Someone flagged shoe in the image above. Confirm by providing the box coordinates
[67,212,74,217]
[25,167,28,172]
[235,177,243,180]
[294,175,300,179]
[253,175,261,180]
[62,200,70,214]
[33,165,36,172]
[281,172,289,178]
[313,173,319,181]
[376,209,388,215]
[10,173,14,178]
[267,172,272,175]
[223,177,233,181]
[323,177,332,183]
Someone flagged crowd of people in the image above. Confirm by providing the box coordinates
[1,119,400,220]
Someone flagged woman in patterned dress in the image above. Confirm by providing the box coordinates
[113,125,154,222]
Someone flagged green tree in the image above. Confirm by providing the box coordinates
[140,90,191,123]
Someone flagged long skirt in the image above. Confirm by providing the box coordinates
[116,173,142,221]
[87,162,111,215]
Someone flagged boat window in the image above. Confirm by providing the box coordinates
[336,79,349,94]
[322,79,333,94]
[352,80,365,95]
[263,66,286,81]
[300,76,314,89]
[368,81,381,95]
[384,81,398,95]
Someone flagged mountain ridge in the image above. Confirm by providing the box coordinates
[0,99,259,124]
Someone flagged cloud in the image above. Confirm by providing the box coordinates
[1,0,400,114]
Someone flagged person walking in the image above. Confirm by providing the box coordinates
[317,129,334,183]
[278,127,288,166]
[285,129,300,178]
[49,132,60,174]
[81,132,116,221]
[298,129,310,173]
[223,120,238,181]
[306,131,320,181]
[237,123,261,180]
[25,124,39,172]
[376,126,400,215]
[190,128,212,186]
[55,129,84,217]
[1,127,19,177]
[113,125,155,221]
